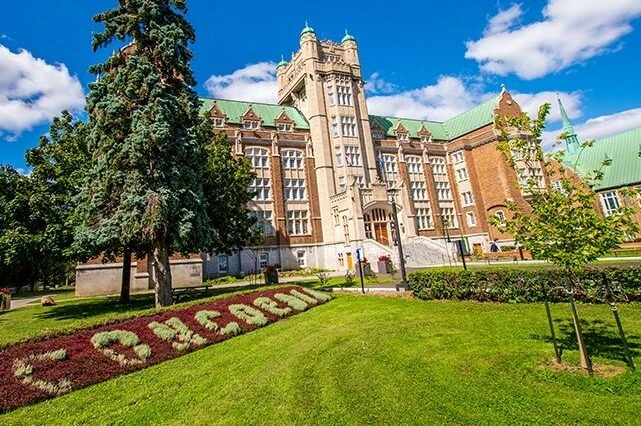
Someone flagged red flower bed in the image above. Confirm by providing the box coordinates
[0,286,330,412]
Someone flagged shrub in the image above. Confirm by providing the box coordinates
[408,266,641,303]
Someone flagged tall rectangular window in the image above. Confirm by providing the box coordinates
[466,211,476,227]
[456,168,468,181]
[335,146,344,166]
[249,178,271,200]
[284,179,306,200]
[297,250,306,268]
[411,181,427,200]
[338,176,346,192]
[341,116,356,137]
[416,208,432,230]
[344,145,361,166]
[440,207,457,228]
[436,181,452,201]
[331,116,339,138]
[287,210,309,235]
[461,191,474,206]
[430,157,447,176]
[217,255,228,273]
[337,85,352,106]
[259,253,269,269]
[246,147,269,169]
[282,150,304,169]
[600,191,621,215]
[250,210,274,236]
[327,85,335,106]
[406,156,423,174]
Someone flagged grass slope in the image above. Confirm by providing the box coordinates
[2,295,641,425]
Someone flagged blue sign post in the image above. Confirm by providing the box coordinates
[355,247,365,294]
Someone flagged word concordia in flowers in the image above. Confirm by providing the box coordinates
[0,286,331,412]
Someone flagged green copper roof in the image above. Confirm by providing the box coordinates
[200,98,310,130]
[342,30,356,43]
[300,22,315,37]
[369,95,499,141]
[277,55,288,68]
[368,116,449,140]
[564,127,641,191]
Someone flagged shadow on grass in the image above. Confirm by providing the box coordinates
[534,317,641,363]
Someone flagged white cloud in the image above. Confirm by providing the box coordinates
[465,0,641,79]
[484,4,523,36]
[365,73,398,95]
[0,45,85,139]
[204,62,278,104]
[513,91,582,123]
[575,108,641,140]
[366,76,486,121]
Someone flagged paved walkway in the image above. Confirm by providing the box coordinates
[9,294,55,310]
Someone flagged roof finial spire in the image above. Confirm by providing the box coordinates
[557,94,580,155]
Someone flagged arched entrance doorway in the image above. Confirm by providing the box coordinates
[364,207,391,246]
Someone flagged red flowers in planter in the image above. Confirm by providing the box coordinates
[0,286,331,412]
[378,255,391,262]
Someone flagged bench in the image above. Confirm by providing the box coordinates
[610,242,641,257]
[172,285,212,303]
[484,252,518,264]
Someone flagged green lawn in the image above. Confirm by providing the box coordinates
[2,294,641,424]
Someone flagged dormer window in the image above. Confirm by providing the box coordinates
[212,118,224,128]
[277,123,293,132]
[397,133,409,141]
[372,131,384,140]
[243,120,259,130]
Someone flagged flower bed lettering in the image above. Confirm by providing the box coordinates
[0,286,331,412]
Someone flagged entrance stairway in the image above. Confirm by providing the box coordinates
[361,236,455,269]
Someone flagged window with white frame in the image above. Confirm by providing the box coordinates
[327,85,335,106]
[259,253,269,269]
[243,120,259,130]
[372,130,384,139]
[282,150,304,169]
[277,122,292,132]
[441,207,457,228]
[217,255,228,273]
[335,146,344,166]
[406,156,423,174]
[337,85,352,106]
[331,116,339,138]
[354,175,366,188]
[381,154,397,173]
[430,157,447,176]
[250,210,274,236]
[397,132,409,141]
[435,181,452,200]
[246,147,269,169]
[495,210,506,222]
[341,116,357,137]
[411,181,427,200]
[461,191,474,206]
[333,207,340,226]
[284,179,306,200]
[416,208,432,230]
[456,167,468,181]
[287,210,309,235]
[212,117,224,127]
[338,252,345,267]
[342,215,350,245]
[344,145,361,166]
[338,175,346,192]
[451,151,464,164]
[600,191,621,215]
[297,250,306,267]
[249,178,271,200]
[552,180,563,192]
[466,211,476,227]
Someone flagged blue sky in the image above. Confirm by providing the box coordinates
[2,0,641,171]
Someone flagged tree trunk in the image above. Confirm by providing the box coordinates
[152,236,173,307]
[566,269,593,374]
[120,247,132,304]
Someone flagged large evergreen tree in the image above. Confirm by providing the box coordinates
[77,0,206,307]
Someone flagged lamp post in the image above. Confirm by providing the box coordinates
[389,188,409,290]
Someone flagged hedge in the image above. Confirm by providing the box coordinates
[408,266,641,303]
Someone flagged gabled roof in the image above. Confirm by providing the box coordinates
[200,98,310,130]
[369,95,499,141]
[564,127,641,191]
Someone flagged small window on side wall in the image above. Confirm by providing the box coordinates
[217,255,229,273]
